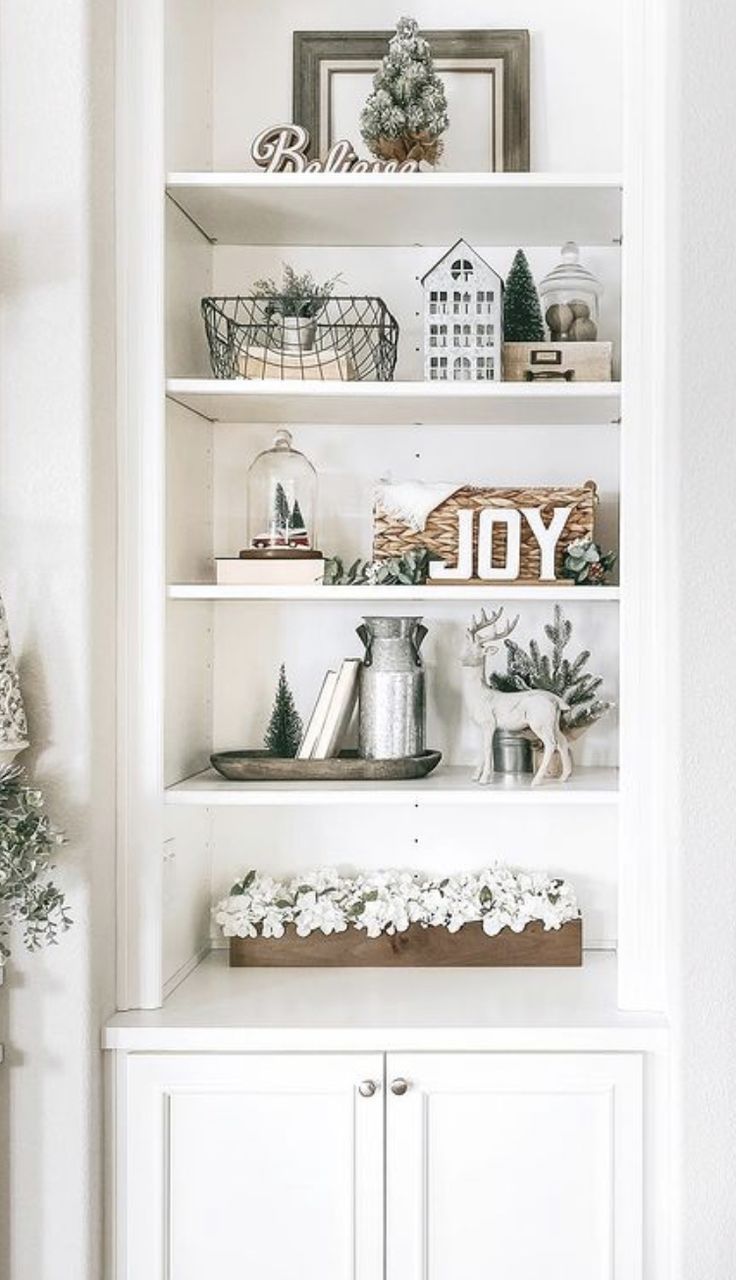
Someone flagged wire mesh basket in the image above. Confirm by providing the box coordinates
[201,296,399,382]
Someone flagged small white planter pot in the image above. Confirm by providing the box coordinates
[279,315,317,352]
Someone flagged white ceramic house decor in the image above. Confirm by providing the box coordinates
[422,239,503,382]
[0,593,29,764]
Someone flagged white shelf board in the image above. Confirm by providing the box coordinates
[168,584,621,602]
[166,765,619,807]
[166,379,622,427]
[103,951,667,1052]
[166,171,623,247]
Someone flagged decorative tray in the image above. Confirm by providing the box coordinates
[210,748,442,782]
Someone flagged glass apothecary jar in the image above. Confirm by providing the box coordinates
[246,428,318,555]
[539,242,603,342]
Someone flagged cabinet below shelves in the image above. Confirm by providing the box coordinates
[165,765,619,807]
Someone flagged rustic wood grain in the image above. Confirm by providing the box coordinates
[210,749,442,782]
[229,918,582,967]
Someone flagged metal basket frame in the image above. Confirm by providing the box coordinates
[202,295,399,381]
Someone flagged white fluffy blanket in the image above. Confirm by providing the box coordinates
[374,480,461,532]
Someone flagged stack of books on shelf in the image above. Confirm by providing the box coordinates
[298,660,360,759]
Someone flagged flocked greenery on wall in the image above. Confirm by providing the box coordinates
[0,765,70,963]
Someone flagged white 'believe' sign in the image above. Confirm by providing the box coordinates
[250,124,420,174]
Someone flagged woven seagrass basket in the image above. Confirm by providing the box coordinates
[373,481,598,582]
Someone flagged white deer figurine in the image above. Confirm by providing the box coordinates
[461,607,572,787]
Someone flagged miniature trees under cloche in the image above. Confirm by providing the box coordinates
[246,428,318,555]
[360,17,449,166]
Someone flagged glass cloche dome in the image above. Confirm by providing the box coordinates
[245,428,318,556]
[539,242,603,342]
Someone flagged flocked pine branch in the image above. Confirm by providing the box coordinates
[489,605,613,733]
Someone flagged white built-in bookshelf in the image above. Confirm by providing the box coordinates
[115,0,669,1029]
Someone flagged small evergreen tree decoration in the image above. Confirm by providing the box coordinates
[489,605,613,734]
[273,482,290,534]
[264,664,303,757]
[289,499,306,532]
[503,249,545,342]
[360,17,449,166]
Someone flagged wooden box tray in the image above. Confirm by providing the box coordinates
[229,918,582,967]
[210,748,442,782]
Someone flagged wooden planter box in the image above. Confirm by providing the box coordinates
[229,918,582,968]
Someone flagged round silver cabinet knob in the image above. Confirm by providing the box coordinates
[358,1080,378,1098]
[390,1077,410,1096]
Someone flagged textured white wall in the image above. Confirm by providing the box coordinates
[0,1,116,1278]
[672,1,736,1274]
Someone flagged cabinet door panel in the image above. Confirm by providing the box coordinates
[386,1052,642,1280]
[123,1053,384,1280]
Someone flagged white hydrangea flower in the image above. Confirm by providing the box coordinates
[212,864,578,942]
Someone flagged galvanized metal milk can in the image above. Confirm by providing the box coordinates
[356,616,427,759]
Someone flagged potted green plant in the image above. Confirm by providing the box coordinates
[252,265,340,352]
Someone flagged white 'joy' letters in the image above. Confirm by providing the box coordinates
[428,506,573,582]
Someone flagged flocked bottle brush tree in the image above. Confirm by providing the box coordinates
[360,17,449,166]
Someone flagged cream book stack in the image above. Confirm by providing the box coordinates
[299,660,361,760]
[216,553,324,586]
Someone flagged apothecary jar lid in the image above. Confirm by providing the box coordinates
[539,241,603,302]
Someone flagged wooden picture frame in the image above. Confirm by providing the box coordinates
[293,30,530,172]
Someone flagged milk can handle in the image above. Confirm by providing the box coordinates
[356,623,373,667]
[411,622,428,666]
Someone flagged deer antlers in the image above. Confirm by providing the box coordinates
[468,606,519,645]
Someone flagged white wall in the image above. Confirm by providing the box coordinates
[0,2,116,1279]
[208,0,623,172]
[672,1,736,1274]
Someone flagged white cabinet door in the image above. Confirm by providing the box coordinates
[386,1052,642,1280]
[121,1052,384,1280]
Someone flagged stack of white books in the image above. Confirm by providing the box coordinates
[298,660,361,759]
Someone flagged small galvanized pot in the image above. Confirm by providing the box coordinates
[492,729,533,776]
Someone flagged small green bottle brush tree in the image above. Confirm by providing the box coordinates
[360,17,449,166]
[264,665,303,758]
[503,249,545,342]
